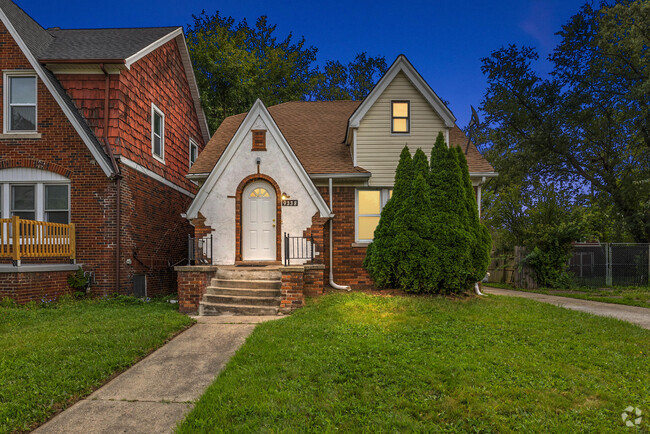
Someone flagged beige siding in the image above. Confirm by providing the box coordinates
[356,71,447,186]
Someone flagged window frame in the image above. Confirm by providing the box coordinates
[355,188,393,243]
[391,100,410,134]
[1,181,70,223]
[3,71,38,134]
[189,138,199,168]
[151,103,165,163]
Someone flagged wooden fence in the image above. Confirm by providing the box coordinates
[486,247,538,289]
[0,216,76,265]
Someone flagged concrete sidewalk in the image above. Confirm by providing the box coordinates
[484,287,650,330]
[35,315,280,434]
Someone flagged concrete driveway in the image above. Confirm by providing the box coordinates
[35,315,280,434]
[484,287,650,330]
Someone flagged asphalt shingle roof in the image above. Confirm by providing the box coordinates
[41,27,179,60]
[190,101,495,176]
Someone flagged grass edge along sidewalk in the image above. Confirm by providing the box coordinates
[179,292,650,433]
[486,282,650,308]
[0,295,194,433]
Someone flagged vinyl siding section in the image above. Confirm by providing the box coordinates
[356,71,447,186]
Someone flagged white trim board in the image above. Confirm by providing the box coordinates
[347,55,457,134]
[0,7,115,178]
[186,99,332,220]
[119,156,195,198]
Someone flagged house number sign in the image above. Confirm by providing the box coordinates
[282,199,298,206]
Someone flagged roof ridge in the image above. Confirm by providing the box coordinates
[47,26,181,32]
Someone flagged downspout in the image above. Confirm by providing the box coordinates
[328,178,351,291]
[100,64,121,293]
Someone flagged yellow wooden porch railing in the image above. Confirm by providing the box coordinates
[0,216,76,265]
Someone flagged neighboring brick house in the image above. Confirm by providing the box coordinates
[178,55,496,314]
[0,0,210,302]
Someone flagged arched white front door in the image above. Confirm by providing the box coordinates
[242,181,276,261]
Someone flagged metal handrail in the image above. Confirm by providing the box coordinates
[188,234,213,265]
[284,233,315,266]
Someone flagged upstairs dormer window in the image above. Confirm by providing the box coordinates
[391,100,410,134]
[151,103,165,163]
[4,72,37,133]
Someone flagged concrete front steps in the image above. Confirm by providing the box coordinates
[199,266,282,316]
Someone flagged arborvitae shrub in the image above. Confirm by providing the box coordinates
[364,146,413,287]
[363,133,491,294]
[454,146,491,285]
[391,149,440,292]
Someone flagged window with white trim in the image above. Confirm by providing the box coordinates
[356,188,393,242]
[1,182,69,223]
[4,72,38,133]
[391,100,410,134]
[151,104,165,162]
[189,139,198,168]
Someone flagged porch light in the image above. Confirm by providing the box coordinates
[281,193,291,200]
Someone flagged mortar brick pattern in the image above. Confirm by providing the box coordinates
[0,21,203,302]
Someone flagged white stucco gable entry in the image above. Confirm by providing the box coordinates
[186,99,332,265]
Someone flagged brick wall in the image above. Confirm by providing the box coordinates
[318,186,374,288]
[175,266,216,313]
[0,21,201,300]
[118,165,194,296]
[0,21,118,294]
[0,270,73,304]
[55,41,206,193]
[115,40,205,191]
[280,267,305,313]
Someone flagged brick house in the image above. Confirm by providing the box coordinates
[176,55,497,314]
[0,0,209,302]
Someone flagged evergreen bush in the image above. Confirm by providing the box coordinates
[364,146,412,287]
[363,132,492,294]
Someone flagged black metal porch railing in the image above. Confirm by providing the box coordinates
[284,233,315,266]
[188,234,213,265]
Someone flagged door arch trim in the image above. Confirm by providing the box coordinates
[235,173,282,263]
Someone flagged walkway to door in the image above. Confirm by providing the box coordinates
[35,315,280,434]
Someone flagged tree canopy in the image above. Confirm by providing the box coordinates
[477,0,649,243]
[186,11,387,131]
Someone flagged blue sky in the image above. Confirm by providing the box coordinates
[17,0,587,128]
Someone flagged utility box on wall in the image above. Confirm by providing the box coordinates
[133,274,146,298]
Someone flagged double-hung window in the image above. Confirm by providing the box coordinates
[44,185,70,223]
[151,104,165,162]
[391,100,410,134]
[4,72,37,133]
[11,185,35,220]
[189,139,198,168]
[356,188,393,242]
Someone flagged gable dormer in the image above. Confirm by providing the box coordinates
[347,55,456,187]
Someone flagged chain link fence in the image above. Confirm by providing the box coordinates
[569,243,650,287]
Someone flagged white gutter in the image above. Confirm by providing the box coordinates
[328,177,351,291]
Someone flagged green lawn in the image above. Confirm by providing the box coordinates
[0,296,194,433]
[487,282,650,308]
[180,292,650,433]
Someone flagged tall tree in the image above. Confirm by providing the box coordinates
[477,0,650,242]
[310,52,388,101]
[186,12,319,132]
